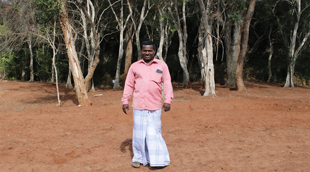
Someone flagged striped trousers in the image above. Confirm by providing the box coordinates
[132,109,170,167]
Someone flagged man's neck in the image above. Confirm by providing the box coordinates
[143,58,155,65]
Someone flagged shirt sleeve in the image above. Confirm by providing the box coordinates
[162,63,173,104]
[122,65,135,105]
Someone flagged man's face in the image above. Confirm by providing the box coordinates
[142,45,155,63]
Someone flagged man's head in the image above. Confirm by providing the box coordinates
[141,40,156,64]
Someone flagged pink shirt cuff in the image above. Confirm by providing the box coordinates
[164,99,172,104]
[122,100,129,105]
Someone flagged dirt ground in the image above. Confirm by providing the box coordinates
[0,80,310,172]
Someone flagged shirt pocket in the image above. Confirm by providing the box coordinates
[151,73,162,83]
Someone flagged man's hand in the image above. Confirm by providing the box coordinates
[163,103,171,112]
[122,104,130,114]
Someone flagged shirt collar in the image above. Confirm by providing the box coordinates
[139,58,159,65]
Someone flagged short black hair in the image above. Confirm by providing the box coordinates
[141,40,156,51]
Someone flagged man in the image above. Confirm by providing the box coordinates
[122,40,173,168]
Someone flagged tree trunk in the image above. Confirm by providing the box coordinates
[124,23,133,76]
[283,1,299,88]
[51,64,55,83]
[58,0,91,106]
[177,38,190,88]
[197,0,215,96]
[77,0,100,92]
[134,0,148,60]
[21,69,26,81]
[113,20,125,89]
[82,40,100,92]
[235,0,256,91]
[224,21,242,86]
[223,22,232,85]
[3,67,5,79]
[267,26,273,83]
[284,32,310,87]
[112,0,132,89]
[169,0,190,88]
[181,0,189,88]
[21,56,26,81]
[28,38,34,82]
[284,64,293,87]
[284,0,301,88]
[52,45,61,106]
[135,32,142,60]
[197,23,205,88]
[156,6,165,61]
[66,63,73,88]
[113,37,124,89]
[202,25,215,97]
[164,25,170,62]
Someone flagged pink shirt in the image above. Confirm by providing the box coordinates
[122,59,173,110]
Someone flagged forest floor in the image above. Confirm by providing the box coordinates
[0,80,310,172]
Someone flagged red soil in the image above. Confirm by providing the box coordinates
[0,80,310,171]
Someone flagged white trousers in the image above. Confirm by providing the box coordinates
[132,109,170,167]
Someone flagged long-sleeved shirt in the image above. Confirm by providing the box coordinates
[122,59,173,110]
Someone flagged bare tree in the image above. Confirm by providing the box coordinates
[197,0,217,97]
[27,34,35,82]
[58,0,91,106]
[56,0,120,104]
[155,1,174,62]
[18,1,37,82]
[235,0,257,91]
[73,0,109,92]
[0,0,37,81]
[282,0,310,87]
[156,4,166,61]
[267,26,274,83]
[168,0,190,88]
[128,0,153,60]
[109,0,132,89]
[73,0,115,91]
[40,22,61,106]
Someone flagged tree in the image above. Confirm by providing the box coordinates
[128,0,153,60]
[73,0,117,91]
[110,0,132,89]
[58,0,91,106]
[168,0,190,88]
[221,0,246,86]
[155,0,174,62]
[267,26,274,83]
[197,0,217,96]
[280,0,310,87]
[124,21,134,76]
[37,22,61,106]
[235,0,256,91]
[0,0,38,81]
[34,0,62,104]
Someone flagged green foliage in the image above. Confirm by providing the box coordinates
[159,14,177,34]
[0,24,5,34]
[0,52,21,80]
[55,61,69,83]
[1,0,310,88]
[226,0,247,22]
[99,72,113,89]
[295,51,310,82]
[33,0,60,25]
[35,47,52,82]
[229,11,241,22]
